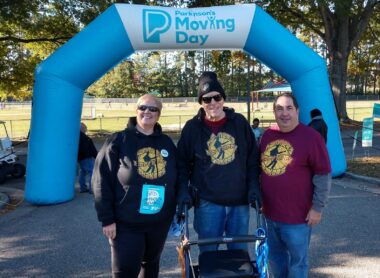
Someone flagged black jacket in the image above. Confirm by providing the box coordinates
[78,132,98,161]
[308,116,328,143]
[177,107,261,206]
[93,117,177,227]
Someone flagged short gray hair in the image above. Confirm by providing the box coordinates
[136,94,163,112]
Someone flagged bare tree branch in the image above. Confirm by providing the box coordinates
[0,36,71,43]
[349,0,380,51]
[277,1,325,38]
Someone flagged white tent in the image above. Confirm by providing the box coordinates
[250,82,291,112]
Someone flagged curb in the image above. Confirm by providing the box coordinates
[344,172,380,186]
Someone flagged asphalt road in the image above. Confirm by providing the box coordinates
[1,130,379,277]
[0,176,380,278]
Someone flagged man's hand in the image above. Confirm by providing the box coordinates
[306,208,322,226]
[176,188,193,210]
[103,223,116,239]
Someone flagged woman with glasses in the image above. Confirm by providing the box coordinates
[93,94,177,278]
[177,71,261,253]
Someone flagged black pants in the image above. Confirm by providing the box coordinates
[109,221,171,278]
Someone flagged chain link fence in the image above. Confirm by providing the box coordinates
[0,97,379,139]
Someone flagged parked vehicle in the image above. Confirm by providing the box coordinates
[0,121,26,184]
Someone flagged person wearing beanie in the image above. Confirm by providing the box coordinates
[197,71,226,104]
[177,71,261,253]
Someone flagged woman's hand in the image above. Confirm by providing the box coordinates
[103,223,116,239]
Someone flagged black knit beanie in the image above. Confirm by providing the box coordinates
[198,71,226,104]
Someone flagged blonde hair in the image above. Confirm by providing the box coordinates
[136,94,163,112]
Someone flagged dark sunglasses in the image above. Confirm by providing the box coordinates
[202,94,223,104]
[137,105,160,113]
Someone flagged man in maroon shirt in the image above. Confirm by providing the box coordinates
[260,92,331,278]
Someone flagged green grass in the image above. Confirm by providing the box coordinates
[3,101,379,179]
[347,157,380,179]
[0,100,378,138]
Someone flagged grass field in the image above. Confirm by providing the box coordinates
[0,100,378,138]
[2,100,379,179]
[347,157,380,178]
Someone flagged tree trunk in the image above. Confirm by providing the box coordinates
[191,54,196,96]
[258,63,263,88]
[230,59,234,98]
[317,0,379,121]
[202,51,206,72]
[330,51,349,121]
[184,52,188,97]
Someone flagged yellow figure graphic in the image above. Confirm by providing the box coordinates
[206,133,237,165]
[137,147,166,179]
[261,139,293,176]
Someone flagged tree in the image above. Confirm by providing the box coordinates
[0,0,162,100]
[260,0,380,121]
[348,7,380,95]
[0,0,87,99]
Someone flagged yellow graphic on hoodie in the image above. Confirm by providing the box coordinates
[137,147,166,179]
[206,132,237,165]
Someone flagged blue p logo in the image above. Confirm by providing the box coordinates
[143,9,171,43]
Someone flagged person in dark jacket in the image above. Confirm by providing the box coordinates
[177,71,261,253]
[78,122,98,193]
[308,108,328,143]
[92,94,177,278]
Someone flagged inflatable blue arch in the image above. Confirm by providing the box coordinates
[25,4,346,205]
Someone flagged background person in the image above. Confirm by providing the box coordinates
[251,117,264,144]
[92,94,177,278]
[177,71,261,253]
[308,108,328,143]
[78,122,98,193]
[260,92,331,278]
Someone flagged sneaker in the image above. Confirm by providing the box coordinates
[80,189,89,193]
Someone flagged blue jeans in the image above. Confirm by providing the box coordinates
[194,199,249,253]
[266,218,312,278]
[79,158,95,192]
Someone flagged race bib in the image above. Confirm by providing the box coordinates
[139,184,165,214]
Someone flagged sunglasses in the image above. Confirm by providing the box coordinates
[137,105,160,113]
[202,94,223,104]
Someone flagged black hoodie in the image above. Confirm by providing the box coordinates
[177,107,261,206]
[93,117,177,228]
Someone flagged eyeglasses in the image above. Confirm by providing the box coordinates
[202,94,223,104]
[137,105,160,113]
